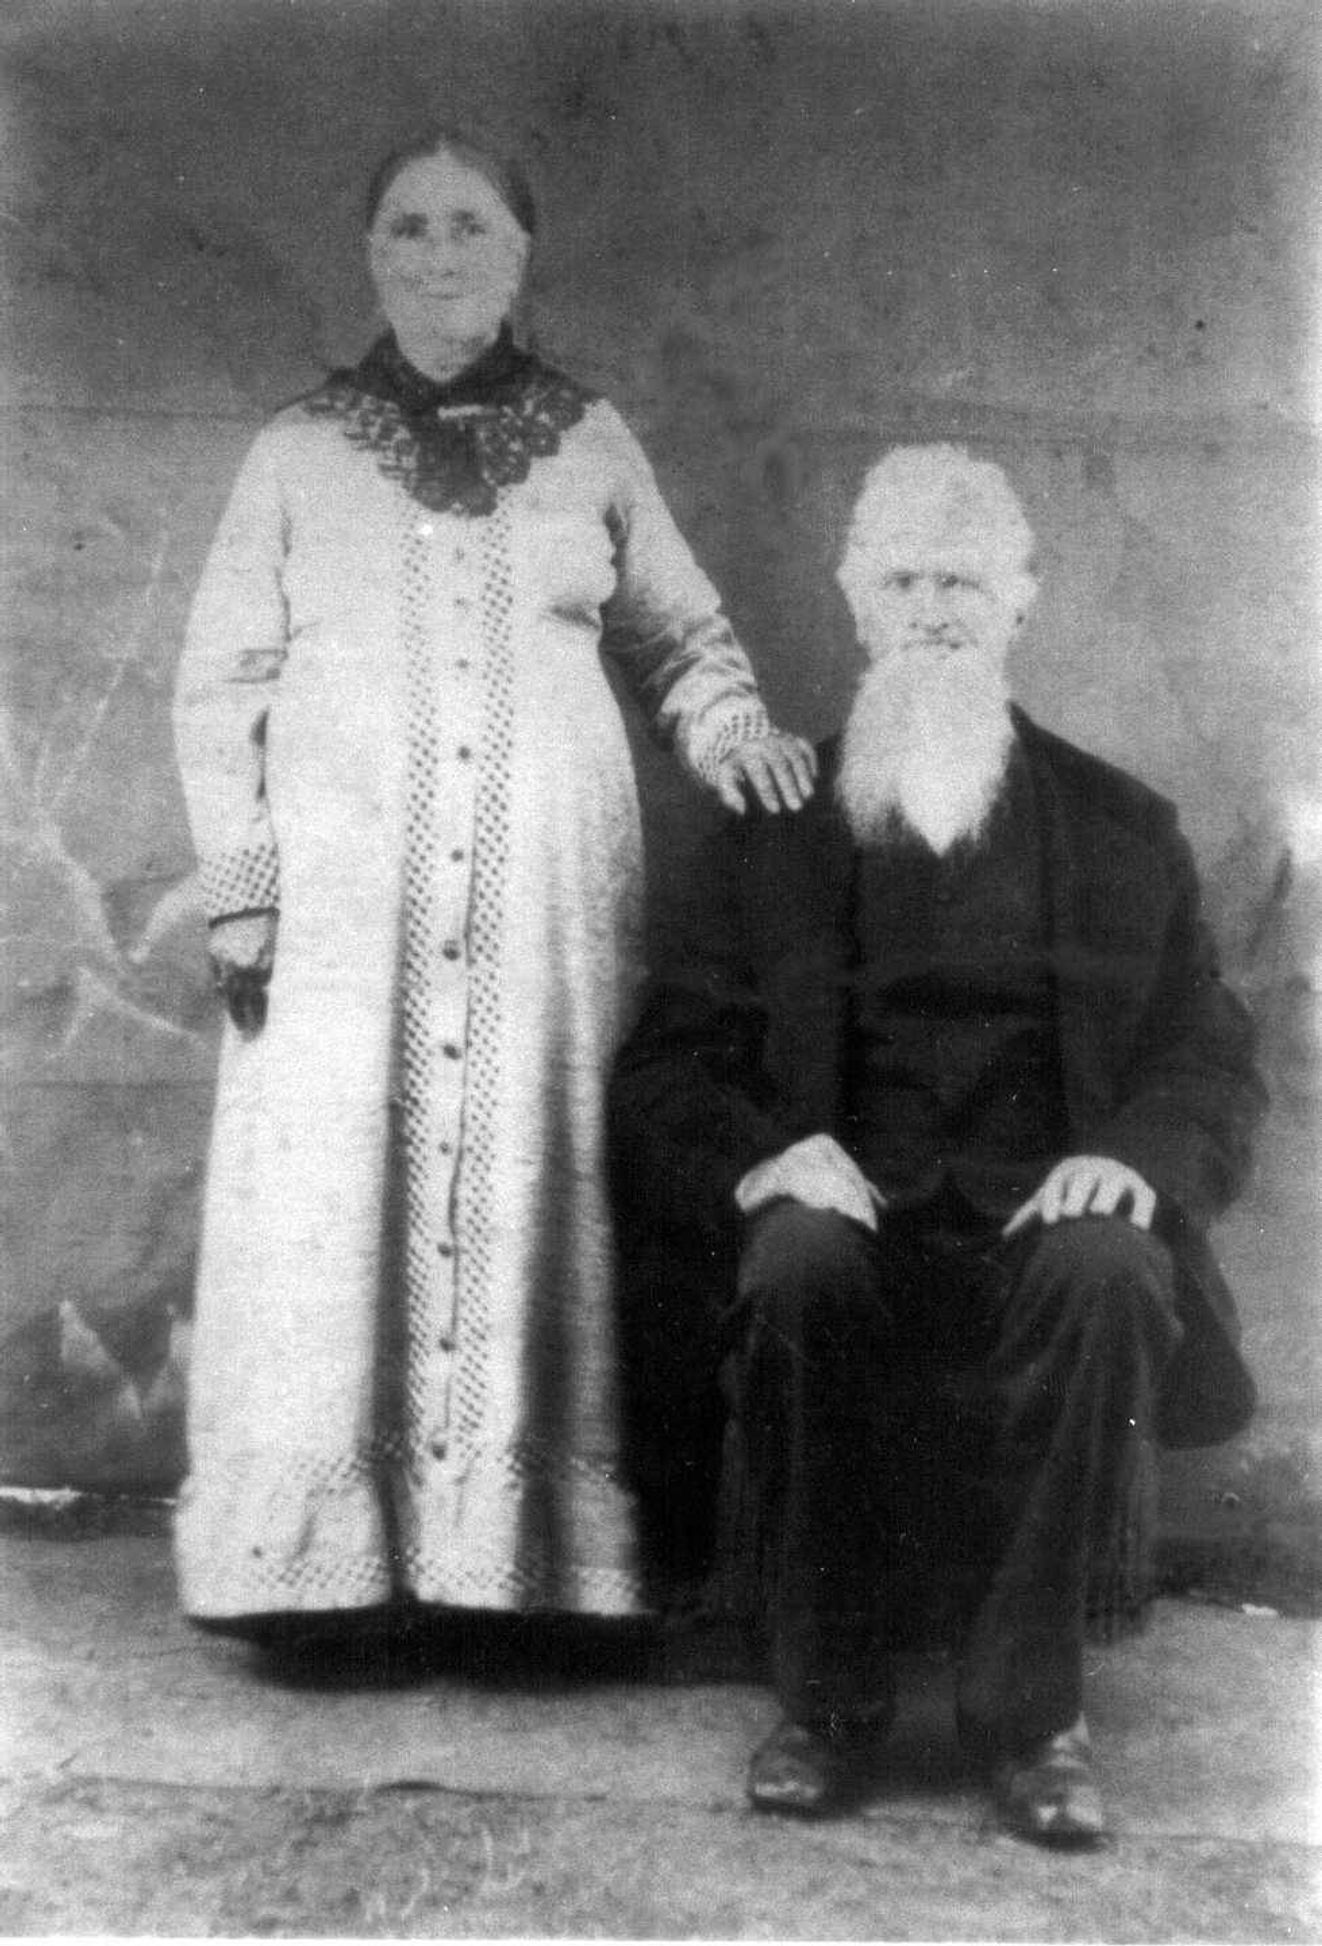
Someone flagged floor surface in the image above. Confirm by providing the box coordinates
[1,1532,1319,1938]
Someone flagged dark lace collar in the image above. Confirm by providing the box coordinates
[352,323,536,415]
[303,325,595,516]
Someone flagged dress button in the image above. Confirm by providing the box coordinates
[442,942,461,960]
[417,521,435,539]
[438,1334,455,1353]
[438,1140,453,1155]
[430,1437,447,1460]
[450,847,465,862]
[437,1240,454,1258]
[457,745,473,761]
[443,1042,461,1060]
[456,658,471,671]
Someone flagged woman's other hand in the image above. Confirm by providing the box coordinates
[712,731,817,816]
[208,910,277,1036]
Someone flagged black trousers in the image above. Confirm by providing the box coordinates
[731,1200,1182,1756]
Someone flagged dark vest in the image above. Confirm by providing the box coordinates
[847,750,1068,1221]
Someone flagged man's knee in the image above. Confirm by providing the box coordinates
[737,1201,880,1342]
[1027,1213,1171,1285]
[1014,1215,1181,1351]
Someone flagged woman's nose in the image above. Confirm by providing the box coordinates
[418,228,463,271]
[426,231,456,262]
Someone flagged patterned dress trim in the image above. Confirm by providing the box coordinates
[301,326,597,516]
[199,840,280,924]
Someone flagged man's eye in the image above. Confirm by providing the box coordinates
[454,213,486,238]
[390,214,426,239]
[888,573,916,593]
[938,573,961,591]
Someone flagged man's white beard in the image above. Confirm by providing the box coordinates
[836,647,1015,855]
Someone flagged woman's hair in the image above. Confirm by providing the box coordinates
[364,127,537,237]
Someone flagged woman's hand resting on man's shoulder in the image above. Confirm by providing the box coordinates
[712,731,818,816]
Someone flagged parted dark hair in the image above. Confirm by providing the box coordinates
[364,126,538,237]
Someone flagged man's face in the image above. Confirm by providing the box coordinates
[851,558,1018,668]
[837,551,1019,853]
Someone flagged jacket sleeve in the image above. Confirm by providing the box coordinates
[172,428,289,924]
[595,404,774,785]
[608,818,806,1246]
[1090,815,1268,1232]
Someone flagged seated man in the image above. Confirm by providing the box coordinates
[610,443,1265,1845]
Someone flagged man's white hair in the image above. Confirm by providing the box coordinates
[837,443,1038,618]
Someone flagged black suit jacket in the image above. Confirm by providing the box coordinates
[611,708,1267,1447]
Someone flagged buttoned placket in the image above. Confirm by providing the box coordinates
[411,507,485,1466]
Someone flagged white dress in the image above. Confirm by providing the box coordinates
[172,343,769,1618]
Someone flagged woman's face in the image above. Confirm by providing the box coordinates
[368,150,530,352]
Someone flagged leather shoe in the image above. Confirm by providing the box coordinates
[746,1712,890,1817]
[990,1715,1108,1848]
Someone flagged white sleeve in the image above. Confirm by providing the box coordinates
[597,404,772,783]
[173,429,289,922]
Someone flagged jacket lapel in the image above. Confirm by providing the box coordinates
[1014,708,1171,1142]
[751,750,856,1138]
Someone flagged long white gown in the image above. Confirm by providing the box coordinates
[172,350,769,1618]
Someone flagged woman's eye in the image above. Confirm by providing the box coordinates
[888,573,916,593]
[938,573,960,591]
[454,213,486,238]
[390,214,426,239]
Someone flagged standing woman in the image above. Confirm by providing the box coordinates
[173,129,813,1628]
